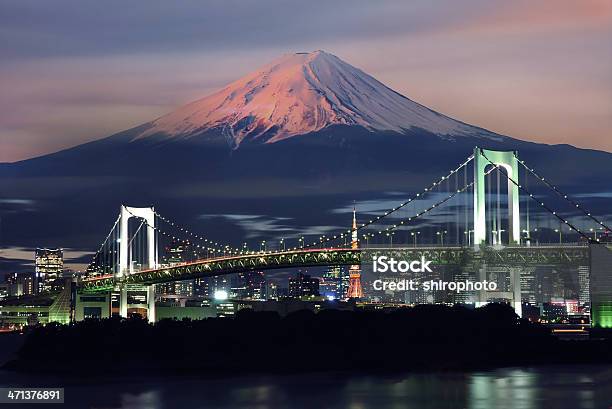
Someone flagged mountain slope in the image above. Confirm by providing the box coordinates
[135,50,503,147]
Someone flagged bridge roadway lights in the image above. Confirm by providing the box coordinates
[81,246,590,291]
[79,246,590,322]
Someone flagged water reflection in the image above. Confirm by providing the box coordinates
[468,368,598,409]
[1,366,610,409]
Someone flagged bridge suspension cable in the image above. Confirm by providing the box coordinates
[365,166,494,238]
[86,213,120,274]
[298,154,475,249]
[124,207,245,257]
[301,160,488,248]
[515,154,611,233]
[480,150,593,242]
[154,210,245,254]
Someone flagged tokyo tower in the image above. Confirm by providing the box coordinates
[346,205,363,299]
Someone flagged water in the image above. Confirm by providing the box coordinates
[0,366,610,409]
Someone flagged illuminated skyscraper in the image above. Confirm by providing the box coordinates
[520,268,537,305]
[578,265,590,307]
[288,272,319,299]
[35,248,63,293]
[245,271,266,300]
[6,273,35,297]
[266,282,279,300]
[320,266,341,299]
[194,277,210,298]
[158,241,194,297]
[346,206,363,299]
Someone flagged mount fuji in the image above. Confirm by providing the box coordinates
[1,51,610,268]
[133,50,503,147]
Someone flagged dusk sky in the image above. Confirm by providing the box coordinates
[1,0,611,162]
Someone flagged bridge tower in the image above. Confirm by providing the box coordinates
[118,205,157,276]
[346,206,364,299]
[117,205,157,322]
[473,147,521,249]
[473,149,522,316]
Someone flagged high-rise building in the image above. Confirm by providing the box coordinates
[0,283,8,299]
[535,268,565,304]
[590,244,612,327]
[520,268,537,305]
[244,271,266,300]
[346,207,363,299]
[452,270,475,304]
[320,266,342,299]
[175,281,194,297]
[157,280,194,297]
[6,273,35,297]
[158,241,194,297]
[194,277,210,298]
[288,272,319,299]
[230,273,247,299]
[340,267,350,296]
[35,248,63,293]
[578,265,590,307]
[210,275,231,296]
[266,282,279,300]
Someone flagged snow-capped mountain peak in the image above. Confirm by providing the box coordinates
[137,50,500,146]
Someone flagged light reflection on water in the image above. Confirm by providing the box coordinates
[1,366,610,409]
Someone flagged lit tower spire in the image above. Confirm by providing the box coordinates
[346,203,363,299]
[351,204,358,249]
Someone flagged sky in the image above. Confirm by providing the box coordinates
[0,0,611,163]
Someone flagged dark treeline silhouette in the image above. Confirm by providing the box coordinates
[7,304,612,374]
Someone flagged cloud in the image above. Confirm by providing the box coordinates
[199,213,341,240]
[0,199,35,205]
[0,198,37,214]
[0,246,94,273]
[574,192,612,199]
[0,0,478,59]
[462,0,612,34]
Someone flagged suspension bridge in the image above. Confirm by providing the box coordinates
[75,148,612,326]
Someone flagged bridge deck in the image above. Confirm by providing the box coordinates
[79,245,590,292]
